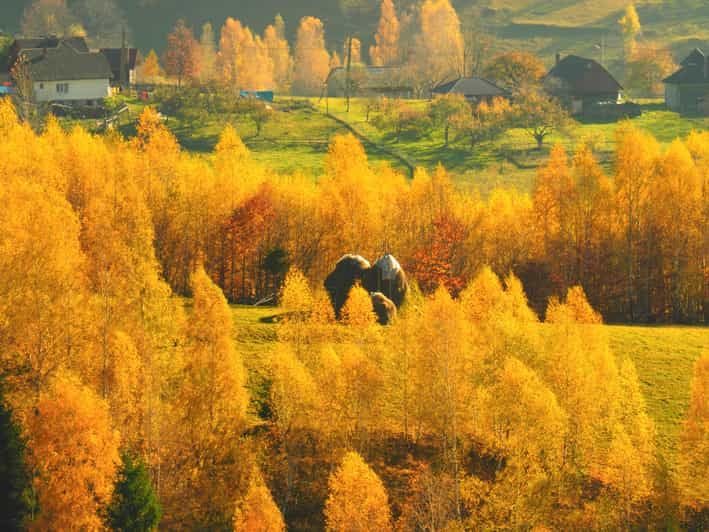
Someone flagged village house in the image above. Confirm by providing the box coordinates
[544,54,623,116]
[663,48,709,115]
[326,65,412,99]
[431,77,510,104]
[8,36,112,105]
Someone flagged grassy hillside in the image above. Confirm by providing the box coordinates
[317,97,709,194]
[231,304,707,461]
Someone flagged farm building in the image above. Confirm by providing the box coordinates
[7,36,112,104]
[431,77,510,104]
[544,54,623,116]
[326,65,412,99]
[100,47,139,88]
[663,48,709,115]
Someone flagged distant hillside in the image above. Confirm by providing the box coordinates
[3,0,709,69]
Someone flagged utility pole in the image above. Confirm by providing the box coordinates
[120,26,127,92]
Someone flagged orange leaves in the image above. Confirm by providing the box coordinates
[27,374,120,531]
[409,214,468,296]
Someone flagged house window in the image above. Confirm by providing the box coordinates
[39,83,44,90]
[56,83,69,94]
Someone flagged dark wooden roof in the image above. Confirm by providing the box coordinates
[18,40,111,82]
[100,48,139,80]
[432,77,510,98]
[664,48,709,85]
[546,55,622,95]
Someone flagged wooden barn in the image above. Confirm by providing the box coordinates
[663,48,709,115]
[544,54,623,116]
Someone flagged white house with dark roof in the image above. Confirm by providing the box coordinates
[9,36,112,104]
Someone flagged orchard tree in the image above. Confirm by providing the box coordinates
[324,452,392,532]
[430,94,471,147]
[514,90,570,149]
[483,51,546,93]
[106,452,162,532]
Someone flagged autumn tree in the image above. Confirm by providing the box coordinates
[21,0,80,38]
[324,451,392,532]
[454,97,512,148]
[106,452,162,532]
[410,0,464,92]
[0,173,86,409]
[613,124,659,321]
[164,265,250,528]
[264,15,293,91]
[72,0,130,48]
[514,90,570,149]
[293,17,330,95]
[341,285,377,327]
[370,0,400,67]
[676,353,709,528]
[234,470,285,532]
[139,49,163,82]
[430,93,471,147]
[218,18,274,91]
[0,382,32,531]
[626,43,675,96]
[27,374,120,530]
[619,4,641,62]
[483,51,546,94]
[164,19,200,87]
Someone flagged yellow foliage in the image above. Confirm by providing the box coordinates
[234,470,285,532]
[341,285,377,327]
[325,451,392,532]
[676,353,709,511]
[280,267,313,313]
[27,373,120,530]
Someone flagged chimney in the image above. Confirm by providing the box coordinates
[555,52,561,66]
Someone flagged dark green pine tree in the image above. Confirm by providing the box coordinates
[0,383,32,531]
[106,452,162,532]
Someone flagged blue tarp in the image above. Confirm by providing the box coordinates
[0,86,14,95]
[239,90,274,103]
